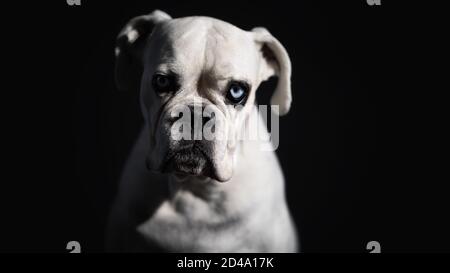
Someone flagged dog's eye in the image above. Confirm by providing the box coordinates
[226,82,249,105]
[152,74,177,94]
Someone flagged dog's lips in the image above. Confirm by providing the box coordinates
[162,144,214,178]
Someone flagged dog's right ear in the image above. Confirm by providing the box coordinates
[115,10,171,92]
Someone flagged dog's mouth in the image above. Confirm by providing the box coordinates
[162,143,214,178]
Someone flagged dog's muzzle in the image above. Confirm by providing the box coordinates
[163,140,213,177]
[165,104,216,177]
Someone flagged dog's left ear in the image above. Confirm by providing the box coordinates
[115,10,172,92]
[252,27,292,116]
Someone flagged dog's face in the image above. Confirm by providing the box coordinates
[115,10,292,182]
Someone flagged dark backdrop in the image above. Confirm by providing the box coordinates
[2,0,447,253]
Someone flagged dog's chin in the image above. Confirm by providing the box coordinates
[163,148,214,180]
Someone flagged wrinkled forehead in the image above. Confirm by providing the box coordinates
[146,17,258,80]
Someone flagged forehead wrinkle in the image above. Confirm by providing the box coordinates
[169,19,234,71]
[171,24,211,79]
[151,17,254,83]
[202,27,239,81]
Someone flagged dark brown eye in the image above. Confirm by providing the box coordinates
[226,82,249,105]
[152,74,178,94]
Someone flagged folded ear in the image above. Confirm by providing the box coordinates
[252,27,292,116]
[115,10,171,92]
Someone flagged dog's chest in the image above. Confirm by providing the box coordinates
[135,191,259,252]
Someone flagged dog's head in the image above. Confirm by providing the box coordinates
[115,10,292,182]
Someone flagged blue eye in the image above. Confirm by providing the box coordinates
[227,82,248,104]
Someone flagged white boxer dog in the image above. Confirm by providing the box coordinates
[106,10,298,252]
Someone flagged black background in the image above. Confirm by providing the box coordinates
[1,0,447,253]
